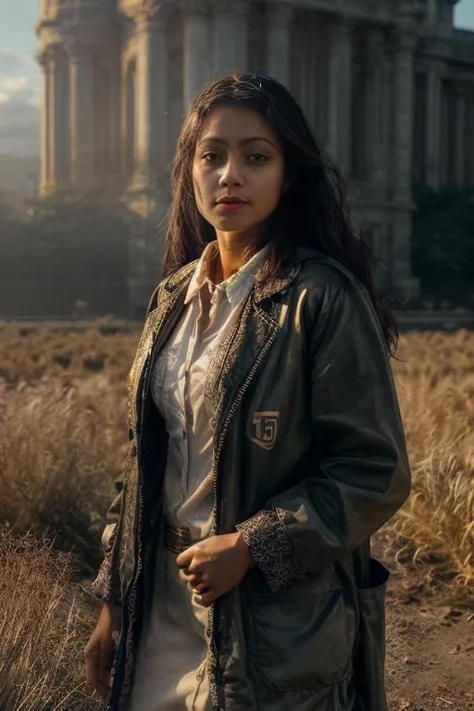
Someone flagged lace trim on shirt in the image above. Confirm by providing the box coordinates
[150,342,181,407]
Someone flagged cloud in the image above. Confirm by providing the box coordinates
[0,97,39,157]
[0,75,34,104]
[0,49,39,156]
[1,76,30,93]
[0,48,38,74]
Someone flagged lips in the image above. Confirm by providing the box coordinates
[216,196,248,205]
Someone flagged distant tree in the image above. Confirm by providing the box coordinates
[412,188,474,308]
[0,194,129,279]
[32,194,130,281]
[0,190,15,223]
[0,192,133,317]
[0,191,30,271]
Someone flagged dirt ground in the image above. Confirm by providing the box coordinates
[376,535,474,711]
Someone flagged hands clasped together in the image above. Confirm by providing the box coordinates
[84,531,254,702]
[176,531,255,607]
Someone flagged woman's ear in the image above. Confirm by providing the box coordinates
[282,177,291,194]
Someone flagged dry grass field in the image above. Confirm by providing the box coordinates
[0,323,472,711]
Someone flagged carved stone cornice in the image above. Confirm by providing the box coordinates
[272,0,295,23]
[390,22,419,55]
[134,2,172,31]
[67,38,94,63]
[331,14,356,44]
[366,27,388,68]
[210,0,249,17]
[37,48,53,70]
[37,43,64,70]
[180,0,209,16]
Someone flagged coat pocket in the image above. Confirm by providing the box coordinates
[247,578,357,691]
[352,558,390,711]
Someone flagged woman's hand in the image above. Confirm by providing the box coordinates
[176,532,255,607]
[84,602,121,702]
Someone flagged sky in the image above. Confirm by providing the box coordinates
[0,0,473,158]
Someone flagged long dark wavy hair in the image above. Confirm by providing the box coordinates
[164,73,399,357]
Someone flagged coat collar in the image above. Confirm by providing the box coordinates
[160,247,319,306]
[184,241,271,310]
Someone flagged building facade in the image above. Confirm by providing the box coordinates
[35,0,474,312]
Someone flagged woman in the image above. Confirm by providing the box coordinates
[85,74,411,711]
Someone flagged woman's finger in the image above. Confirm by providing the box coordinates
[84,644,100,687]
[193,589,215,608]
[99,640,113,678]
[179,569,209,585]
[85,646,111,701]
[188,582,209,594]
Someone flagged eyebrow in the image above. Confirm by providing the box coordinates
[197,136,276,148]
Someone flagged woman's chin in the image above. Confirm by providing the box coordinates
[211,215,254,232]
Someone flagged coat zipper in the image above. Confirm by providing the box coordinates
[208,310,280,711]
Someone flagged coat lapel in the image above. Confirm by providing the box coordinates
[128,253,305,439]
[127,261,198,433]
[210,260,303,436]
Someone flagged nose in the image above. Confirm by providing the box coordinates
[218,157,244,188]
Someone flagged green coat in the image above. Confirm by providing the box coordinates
[94,249,411,711]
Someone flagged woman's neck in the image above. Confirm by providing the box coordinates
[214,231,259,282]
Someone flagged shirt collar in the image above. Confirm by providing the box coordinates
[184,241,269,309]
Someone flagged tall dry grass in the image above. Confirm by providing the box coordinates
[0,373,128,575]
[0,322,138,386]
[0,525,102,711]
[390,330,474,586]
[0,323,473,710]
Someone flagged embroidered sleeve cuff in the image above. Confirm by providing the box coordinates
[89,551,122,604]
[236,510,306,593]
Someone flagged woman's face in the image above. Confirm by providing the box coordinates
[192,105,285,243]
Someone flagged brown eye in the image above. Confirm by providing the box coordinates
[248,154,269,163]
[202,152,219,162]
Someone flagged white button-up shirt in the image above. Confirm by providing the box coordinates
[128,241,269,711]
[150,240,269,538]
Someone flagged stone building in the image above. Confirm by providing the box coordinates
[35,0,474,313]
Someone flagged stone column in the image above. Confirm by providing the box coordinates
[392,26,416,203]
[128,6,170,313]
[426,67,441,189]
[468,89,474,188]
[327,18,352,170]
[455,85,466,188]
[122,59,136,180]
[94,60,109,180]
[38,52,51,193]
[368,28,389,198]
[108,61,121,178]
[212,0,249,77]
[134,7,168,190]
[69,42,94,188]
[425,0,438,26]
[100,40,121,181]
[390,21,419,300]
[183,0,210,109]
[48,48,62,190]
[266,1,294,88]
